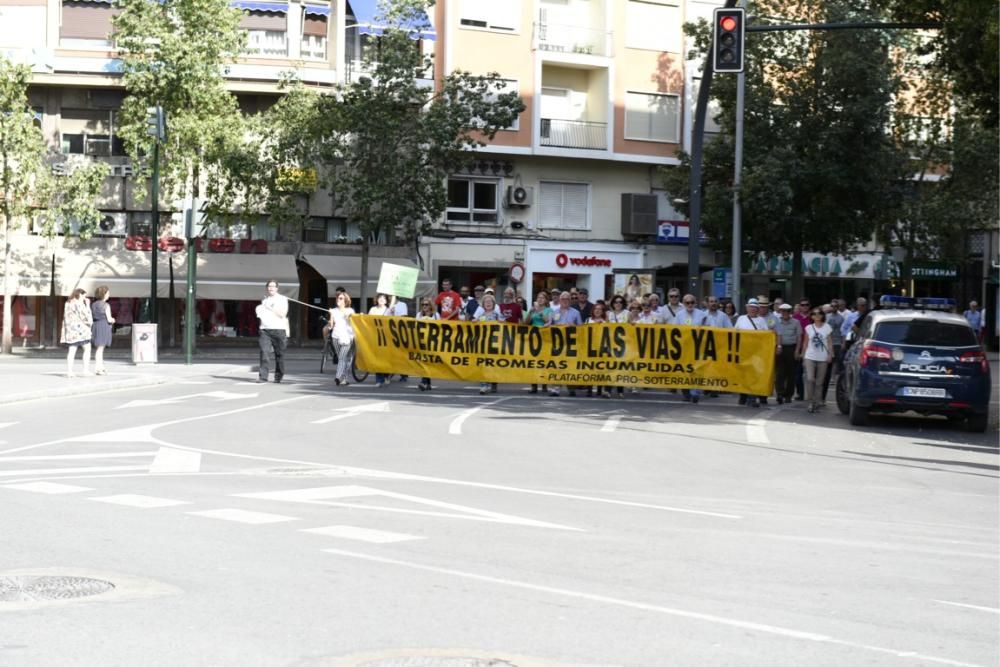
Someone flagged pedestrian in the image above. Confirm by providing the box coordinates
[608,295,629,324]
[575,287,593,321]
[662,289,681,323]
[773,303,802,404]
[549,291,583,397]
[964,300,985,344]
[415,298,437,391]
[528,291,553,394]
[434,278,463,321]
[822,301,844,402]
[256,279,289,383]
[674,294,707,403]
[90,285,115,376]
[463,285,482,321]
[498,287,524,324]
[476,293,502,395]
[802,307,834,413]
[329,290,356,386]
[703,296,732,329]
[61,288,92,377]
[637,296,662,324]
[723,301,738,325]
[369,293,396,387]
[734,298,770,407]
[841,297,870,347]
[586,302,611,398]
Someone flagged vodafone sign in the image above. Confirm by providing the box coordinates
[555,253,612,269]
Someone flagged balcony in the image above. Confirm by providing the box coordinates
[534,22,612,58]
[245,30,288,57]
[540,119,607,150]
[300,35,328,60]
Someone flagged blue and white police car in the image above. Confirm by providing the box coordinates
[837,296,991,432]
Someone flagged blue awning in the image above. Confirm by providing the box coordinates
[347,0,435,40]
[303,4,330,17]
[230,1,288,13]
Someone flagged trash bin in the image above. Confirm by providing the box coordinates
[132,323,158,364]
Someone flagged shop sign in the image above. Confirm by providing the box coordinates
[657,220,709,245]
[53,162,136,178]
[555,253,612,268]
[753,254,846,276]
[911,263,958,280]
[124,237,269,253]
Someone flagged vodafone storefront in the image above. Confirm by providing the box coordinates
[524,242,645,303]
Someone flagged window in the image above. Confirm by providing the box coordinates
[625,0,680,52]
[446,178,500,223]
[874,321,978,348]
[60,1,117,45]
[625,92,679,143]
[539,181,589,230]
[459,0,519,32]
[475,79,520,131]
[60,108,126,156]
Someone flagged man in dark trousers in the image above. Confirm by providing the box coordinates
[256,279,289,383]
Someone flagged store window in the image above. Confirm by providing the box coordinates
[446,177,500,223]
[625,91,680,143]
[539,181,589,230]
[60,108,126,156]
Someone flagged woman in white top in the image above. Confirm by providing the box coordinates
[329,291,356,386]
[636,297,661,324]
[587,302,614,398]
[607,295,629,324]
[802,308,834,413]
[477,294,502,395]
[415,297,437,391]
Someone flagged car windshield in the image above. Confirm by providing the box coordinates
[874,320,978,347]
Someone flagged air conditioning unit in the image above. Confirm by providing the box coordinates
[505,185,533,207]
[621,193,659,236]
[96,212,127,237]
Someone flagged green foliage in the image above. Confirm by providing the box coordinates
[664,0,908,275]
[113,0,247,202]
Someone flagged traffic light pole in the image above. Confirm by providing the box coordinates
[184,206,196,365]
[149,140,159,324]
[731,70,745,304]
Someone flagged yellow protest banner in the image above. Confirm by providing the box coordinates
[354,316,775,395]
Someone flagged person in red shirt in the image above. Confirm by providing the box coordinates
[793,298,811,330]
[792,297,811,400]
[435,278,463,321]
[498,286,523,324]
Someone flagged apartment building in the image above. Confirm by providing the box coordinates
[0,0,717,346]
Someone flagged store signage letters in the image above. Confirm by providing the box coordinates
[125,237,268,254]
[53,163,136,178]
[555,253,612,269]
[754,255,844,276]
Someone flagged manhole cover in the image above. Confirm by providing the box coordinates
[0,576,115,602]
[357,660,517,667]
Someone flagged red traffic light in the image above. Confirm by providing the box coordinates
[720,16,738,32]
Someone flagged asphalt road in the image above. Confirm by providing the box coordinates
[1,360,997,667]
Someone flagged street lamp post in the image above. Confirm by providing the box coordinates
[145,106,166,324]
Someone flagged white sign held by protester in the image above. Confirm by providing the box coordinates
[376,263,419,298]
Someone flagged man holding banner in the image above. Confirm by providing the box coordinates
[549,291,583,397]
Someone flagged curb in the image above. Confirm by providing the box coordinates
[0,375,172,406]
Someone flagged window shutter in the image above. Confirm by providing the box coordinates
[562,183,588,229]
[303,15,327,36]
[240,10,286,31]
[540,182,588,229]
[60,2,117,40]
[539,182,563,227]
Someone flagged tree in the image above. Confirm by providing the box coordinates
[0,57,107,354]
[663,0,908,297]
[113,0,247,209]
[312,0,524,308]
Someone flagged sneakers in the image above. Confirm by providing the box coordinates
[479,387,488,395]
[374,382,384,388]
[548,389,560,397]
[692,395,700,404]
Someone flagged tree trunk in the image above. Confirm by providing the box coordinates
[2,218,12,355]
[359,237,369,313]
[790,245,805,302]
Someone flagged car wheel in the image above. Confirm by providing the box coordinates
[835,374,850,415]
[964,413,988,433]
[849,400,869,426]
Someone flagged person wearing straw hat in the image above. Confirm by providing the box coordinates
[734,297,770,408]
[256,279,289,383]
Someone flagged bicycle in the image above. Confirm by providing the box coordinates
[318,318,369,383]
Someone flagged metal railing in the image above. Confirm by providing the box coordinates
[245,30,288,57]
[534,22,611,57]
[300,36,328,60]
[540,118,607,150]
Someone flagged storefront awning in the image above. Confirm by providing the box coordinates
[299,254,435,299]
[190,253,299,301]
[55,239,182,298]
[303,3,330,17]
[2,235,55,296]
[348,0,435,40]
[230,1,288,13]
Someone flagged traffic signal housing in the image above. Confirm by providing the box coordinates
[713,8,745,73]
[145,106,166,141]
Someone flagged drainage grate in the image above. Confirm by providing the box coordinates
[0,576,115,602]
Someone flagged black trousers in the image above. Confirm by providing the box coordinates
[775,345,797,400]
[259,329,286,381]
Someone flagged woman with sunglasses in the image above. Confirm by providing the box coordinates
[586,302,612,398]
[329,291,356,386]
[801,308,834,413]
[415,298,438,391]
[527,291,553,394]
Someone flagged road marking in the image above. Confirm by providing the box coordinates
[600,415,622,433]
[933,600,1000,614]
[2,481,94,494]
[0,423,17,430]
[187,509,299,524]
[150,447,202,473]
[311,401,391,424]
[746,417,769,444]
[116,391,259,410]
[323,549,983,667]
[0,451,156,462]
[302,525,424,543]
[236,485,580,531]
[449,397,513,435]
[0,465,149,477]
[89,494,190,508]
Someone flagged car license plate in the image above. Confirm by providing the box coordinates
[902,387,947,398]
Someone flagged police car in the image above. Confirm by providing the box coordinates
[837,296,991,432]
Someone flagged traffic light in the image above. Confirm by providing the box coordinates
[713,8,745,73]
[145,106,166,141]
